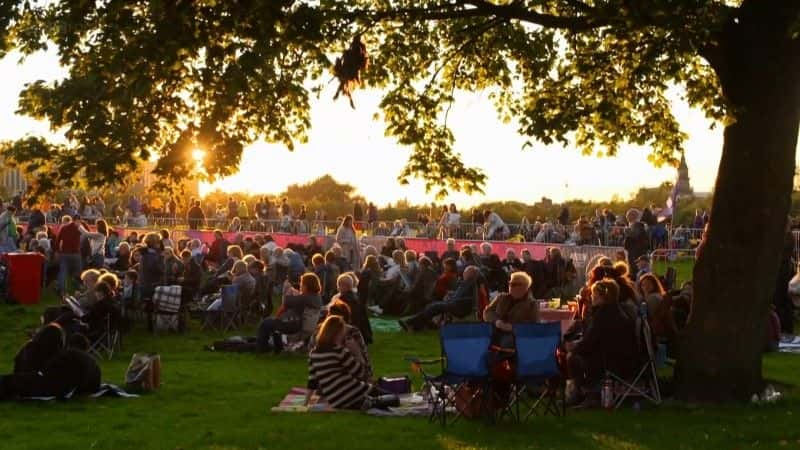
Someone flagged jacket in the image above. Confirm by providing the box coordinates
[483,292,539,324]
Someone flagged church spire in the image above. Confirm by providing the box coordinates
[676,152,693,197]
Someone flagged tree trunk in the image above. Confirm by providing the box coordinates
[675,0,800,402]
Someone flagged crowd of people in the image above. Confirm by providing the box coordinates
[0,194,795,410]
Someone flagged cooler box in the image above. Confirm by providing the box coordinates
[3,252,44,305]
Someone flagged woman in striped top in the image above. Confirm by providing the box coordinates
[308,315,372,409]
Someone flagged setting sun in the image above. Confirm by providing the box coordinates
[191,149,205,163]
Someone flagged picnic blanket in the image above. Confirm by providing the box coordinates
[779,335,800,353]
[365,393,432,417]
[369,318,402,333]
[271,387,334,413]
[23,384,139,401]
[271,387,432,416]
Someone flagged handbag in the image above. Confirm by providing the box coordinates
[125,353,161,392]
[377,376,411,395]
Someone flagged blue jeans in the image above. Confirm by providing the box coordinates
[57,253,83,295]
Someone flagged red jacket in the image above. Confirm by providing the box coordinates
[434,271,459,301]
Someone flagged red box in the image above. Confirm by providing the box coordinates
[3,252,45,305]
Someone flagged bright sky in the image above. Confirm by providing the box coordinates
[0,48,739,208]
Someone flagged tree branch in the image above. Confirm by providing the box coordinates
[360,1,615,33]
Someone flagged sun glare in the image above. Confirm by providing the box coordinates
[191,149,205,162]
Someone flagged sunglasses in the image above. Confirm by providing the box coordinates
[509,282,527,287]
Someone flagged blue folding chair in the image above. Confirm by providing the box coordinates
[501,322,565,421]
[408,322,493,426]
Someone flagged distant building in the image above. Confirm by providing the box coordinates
[0,157,28,198]
[675,153,694,199]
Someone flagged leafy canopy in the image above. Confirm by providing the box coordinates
[1,0,739,199]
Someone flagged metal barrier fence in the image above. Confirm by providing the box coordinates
[18,213,710,250]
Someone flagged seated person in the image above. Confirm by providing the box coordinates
[565,278,639,406]
[400,256,438,316]
[358,255,382,313]
[79,281,116,338]
[179,250,202,304]
[163,247,184,285]
[121,270,139,310]
[478,242,505,292]
[214,245,243,279]
[330,273,372,345]
[110,242,132,272]
[433,258,459,301]
[256,273,322,353]
[269,247,290,285]
[42,269,101,324]
[545,259,580,302]
[207,261,255,311]
[1,334,101,400]
[399,266,480,332]
[284,248,306,284]
[308,316,396,410]
[249,260,273,317]
[483,271,539,334]
[440,238,460,263]
[309,300,372,382]
[13,323,66,375]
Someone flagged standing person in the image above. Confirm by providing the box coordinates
[239,200,249,220]
[78,219,108,269]
[367,202,378,228]
[0,206,19,252]
[336,215,361,271]
[353,201,364,226]
[623,220,650,269]
[256,197,269,221]
[55,216,83,296]
[187,200,206,230]
[27,206,46,234]
[167,197,178,220]
[227,197,238,220]
[11,191,23,211]
[558,206,570,227]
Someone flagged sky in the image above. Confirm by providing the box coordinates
[0,48,735,208]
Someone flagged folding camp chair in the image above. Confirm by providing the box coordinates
[151,285,183,334]
[408,322,493,426]
[244,274,273,325]
[499,322,565,421]
[202,284,241,332]
[605,304,662,409]
[89,314,121,360]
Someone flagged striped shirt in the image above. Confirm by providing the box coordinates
[308,345,371,409]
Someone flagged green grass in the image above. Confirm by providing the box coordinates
[0,290,798,450]
[652,259,695,288]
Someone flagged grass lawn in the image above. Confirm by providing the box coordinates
[0,288,798,450]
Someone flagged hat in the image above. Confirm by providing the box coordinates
[636,255,650,263]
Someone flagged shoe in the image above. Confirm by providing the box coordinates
[368,305,383,315]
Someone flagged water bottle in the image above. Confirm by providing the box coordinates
[639,301,648,319]
[601,378,614,410]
